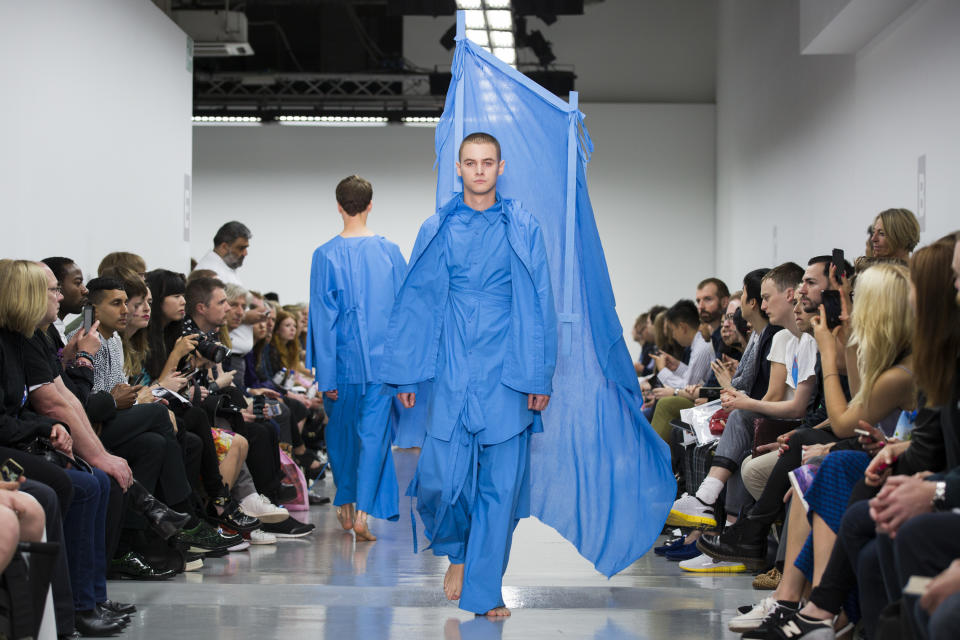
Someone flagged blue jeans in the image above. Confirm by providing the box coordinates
[64,468,110,611]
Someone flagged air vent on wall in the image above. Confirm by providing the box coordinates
[172,10,254,57]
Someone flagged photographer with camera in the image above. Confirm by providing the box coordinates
[182,277,310,536]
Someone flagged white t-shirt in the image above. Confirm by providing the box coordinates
[767,330,818,400]
[195,250,243,286]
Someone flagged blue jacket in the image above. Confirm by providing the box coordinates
[379,195,557,398]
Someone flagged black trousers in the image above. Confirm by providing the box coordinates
[750,428,838,521]
[230,419,282,500]
[19,477,74,636]
[99,403,192,528]
[0,446,72,519]
[175,406,227,499]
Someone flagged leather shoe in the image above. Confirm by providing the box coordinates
[208,498,261,533]
[74,609,123,637]
[95,603,130,625]
[98,599,136,615]
[695,515,768,571]
[275,482,298,504]
[108,551,176,581]
[127,480,191,539]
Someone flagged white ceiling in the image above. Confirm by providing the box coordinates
[403,0,717,103]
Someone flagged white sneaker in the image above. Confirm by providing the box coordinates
[228,540,250,552]
[239,493,289,523]
[729,596,777,632]
[666,493,717,528]
[248,529,277,545]
[679,553,746,573]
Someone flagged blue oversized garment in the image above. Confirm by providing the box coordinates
[306,235,406,519]
[424,23,676,577]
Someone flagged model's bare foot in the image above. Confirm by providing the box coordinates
[353,510,377,541]
[484,607,511,618]
[336,504,354,530]
[444,563,464,600]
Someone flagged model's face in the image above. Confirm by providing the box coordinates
[127,294,152,331]
[760,279,793,327]
[222,237,249,269]
[162,293,185,324]
[95,290,128,333]
[695,284,723,325]
[278,317,297,342]
[198,287,229,328]
[720,298,741,345]
[59,262,87,315]
[42,266,63,326]
[227,297,245,330]
[798,263,828,312]
[871,218,891,257]
[456,142,504,200]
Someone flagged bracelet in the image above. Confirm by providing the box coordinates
[76,351,95,362]
[74,358,93,369]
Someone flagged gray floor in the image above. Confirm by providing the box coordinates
[109,449,757,639]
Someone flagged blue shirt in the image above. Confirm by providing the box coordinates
[430,197,532,445]
[305,235,407,390]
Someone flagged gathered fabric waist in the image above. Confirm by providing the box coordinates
[448,283,511,303]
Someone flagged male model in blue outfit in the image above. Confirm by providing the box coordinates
[306,175,406,540]
[380,133,557,617]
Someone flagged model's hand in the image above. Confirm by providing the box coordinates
[323,389,339,401]
[528,394,550,411]
[920,559,960,614]
[398,392,416,409]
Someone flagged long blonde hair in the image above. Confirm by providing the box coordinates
[848,263,914,407]
[0,260,48,336]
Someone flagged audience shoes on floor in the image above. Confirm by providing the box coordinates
[678,553,746,573]
[74,609,125,637]
[654,535,685,555]
[753,566,782,590]
[663,540,701,561]
[98,600,136,615]
[207,498,261,533]
[695,516,769,571]
[666,493,718,528]
[261,518,315,538]
[239,493,290,523]
[107,551,176,581]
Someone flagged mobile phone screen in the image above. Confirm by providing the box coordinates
[82,305,95,331]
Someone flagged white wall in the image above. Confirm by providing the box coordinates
[0,0,192,275]
[191,103,716,357]
[716,0,960,283]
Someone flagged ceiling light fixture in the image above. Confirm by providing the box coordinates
[455,1,516,68]
[192,115,261,124]
[276,115,388,127]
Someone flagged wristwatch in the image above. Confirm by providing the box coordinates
[673,388,679,396]
[932,481,947,511]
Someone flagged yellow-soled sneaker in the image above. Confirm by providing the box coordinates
[666,493,718,528]
[678,553,746,573]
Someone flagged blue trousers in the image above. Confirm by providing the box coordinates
[411,425,531,614]
[64,468,110,611]
[324,383,399,521]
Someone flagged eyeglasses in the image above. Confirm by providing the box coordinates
[723,313,735,321]
[48,286,62,295]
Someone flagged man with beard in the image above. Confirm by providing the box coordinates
[697,278,731,354]
[195,221,269,387]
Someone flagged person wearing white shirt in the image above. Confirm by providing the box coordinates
[651,299,716,397]
[194,221,268,384]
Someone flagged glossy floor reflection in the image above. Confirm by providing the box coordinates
[108,449,755,639]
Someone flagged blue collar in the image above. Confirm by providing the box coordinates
[444,192,504,225]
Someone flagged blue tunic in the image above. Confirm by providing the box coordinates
[306,235,406,520]
[431,197,532,444]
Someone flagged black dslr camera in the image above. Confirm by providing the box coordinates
[195,335,229,364]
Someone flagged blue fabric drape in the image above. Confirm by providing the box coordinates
[432,34,676,577]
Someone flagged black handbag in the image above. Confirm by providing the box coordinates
[19,436,93,473]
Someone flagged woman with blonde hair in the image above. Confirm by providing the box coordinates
[870,208,920,260]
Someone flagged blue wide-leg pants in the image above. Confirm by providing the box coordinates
[411,424,531,614]
[324,383,399,521]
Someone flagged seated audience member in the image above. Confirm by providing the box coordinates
[696,278,731,355]
[869,207,920,260]
[651,299,716,402]
[98,252,146,279]
[260,309,315,387]
[667,263,809,531]
[145,270,290,530]
[633,307,664,377]
[67,276,242,563]
[752,235,960,640]
[182,277,313,537]
[0,479,45,568]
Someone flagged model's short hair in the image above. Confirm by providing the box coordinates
[0,259,48,336]
[213,221,252,247]
[762,262,805,292]
[664,299,700,329]
[336,175,373,216]
[459,131,501,161]
[100,266,149,300]
[86,276,126,305]
[875,208,921,254]
[42,256,76,284]
[98,252,145,277]
[185,277,226,314]
[696,277,730,300]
